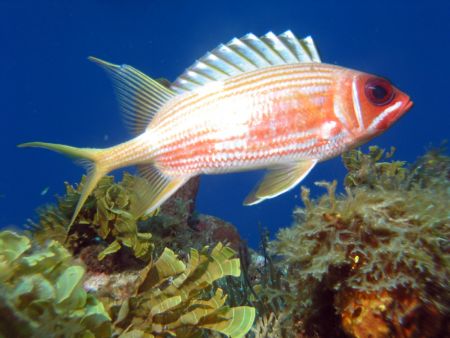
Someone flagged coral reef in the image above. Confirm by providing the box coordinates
[8,145,448,337]
[336,288,445,338]
[268,146,450,337]
[14,166,255,337]
[0,231,111,338]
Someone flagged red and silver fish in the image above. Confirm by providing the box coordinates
[20,31,413,229]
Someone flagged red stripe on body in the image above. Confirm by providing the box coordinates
[151,64,347,175]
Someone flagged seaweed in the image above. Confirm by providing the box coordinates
[27,173,218,267]
[237,226,300,338]
[0,230,255,337]
[108,242,255,337]
[0,231,111,338]
[251,312,288,338]
[27,173,154,263]
[269,147,450,337]
[16,145,449,337]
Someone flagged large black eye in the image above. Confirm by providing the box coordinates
[364,77,395,106]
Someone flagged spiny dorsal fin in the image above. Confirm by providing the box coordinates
[244,159,317,206]
[170,30,321,94]
[89,57,176,136]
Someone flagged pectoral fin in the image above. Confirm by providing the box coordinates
[244,159,317,205]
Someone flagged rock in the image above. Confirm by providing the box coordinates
[160,177,200,224]
[196,214,243,252]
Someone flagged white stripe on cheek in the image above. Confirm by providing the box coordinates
[352,77,364,131]
[367,101,402,131]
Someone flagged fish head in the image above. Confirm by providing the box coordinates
[343,71,413,142]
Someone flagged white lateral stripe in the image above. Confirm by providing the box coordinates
[352,77,364,130]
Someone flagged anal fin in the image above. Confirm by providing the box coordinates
[244,160,317,205]
[130,164,190,218]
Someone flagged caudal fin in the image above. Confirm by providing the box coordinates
[18,142,109,232]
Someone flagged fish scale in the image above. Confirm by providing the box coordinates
[153,64,338,175]
[154,66,335,130]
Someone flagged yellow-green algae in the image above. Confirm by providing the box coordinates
[0,231,111,338]
[12,145,449,337]
[28,173,207,264]
[253,146,449,337]
[274,146,449,296]
[0,230,255,338]
[28,173,153,261]
[110,243,255,338]
[18,169,256,337]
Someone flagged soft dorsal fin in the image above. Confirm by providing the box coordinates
[244,159,317,205]
[89,57,176,136]
[170,30,321,93]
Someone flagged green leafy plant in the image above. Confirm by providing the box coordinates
[0,230,111,338]
[110,242,256,338]
[28,173,153,261]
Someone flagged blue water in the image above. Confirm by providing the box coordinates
[1,0,449,248]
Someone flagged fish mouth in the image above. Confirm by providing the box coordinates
[394,98,413,121]
[387,97,413,123]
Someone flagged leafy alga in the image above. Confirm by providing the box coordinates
[0,230,111,338]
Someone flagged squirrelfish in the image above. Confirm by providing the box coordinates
[20,31,412,230]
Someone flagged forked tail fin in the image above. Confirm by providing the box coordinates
[19,57,181,234]
[18,142,109,233]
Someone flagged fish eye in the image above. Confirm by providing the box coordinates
[364,77,395,106]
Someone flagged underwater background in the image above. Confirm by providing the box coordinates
[1,1,449,337]
[1,0,449,247]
